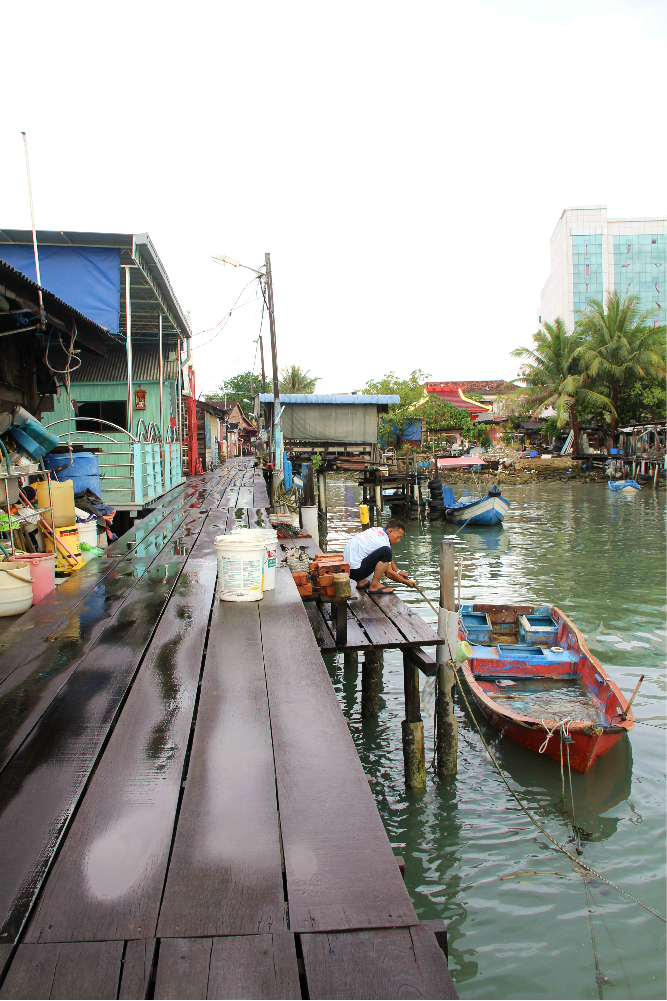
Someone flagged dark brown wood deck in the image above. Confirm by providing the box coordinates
[0,459,457,999]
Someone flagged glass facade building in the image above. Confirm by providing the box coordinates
[540,207,666,331]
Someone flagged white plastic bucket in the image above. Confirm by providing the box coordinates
[300,504,318,539]
[214,534,265,602]
[0,561,34,616]
[78,519,98,560]
[231,527,278,591]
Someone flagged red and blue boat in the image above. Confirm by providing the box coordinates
[457,603,634,774]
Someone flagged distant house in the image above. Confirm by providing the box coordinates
[196,400,256,468]
[258,394,400,457]
[426,380,515,417]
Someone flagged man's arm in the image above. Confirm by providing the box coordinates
[386,566,416,587]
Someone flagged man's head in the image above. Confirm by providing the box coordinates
[385,518,406,546]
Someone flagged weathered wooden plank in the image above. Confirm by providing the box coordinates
[155,935,300,1001]
[305,601,336,651]
[25,561,217,943]
[0,941,124,1000]
[220,483,241,508]
[367,591,444,647]
[118,939,157,1000]
[0,539,206,943]
[301,926,459,1000]
[0,510,207,775]
[404,646,438,677]
[349,588,406,648]
[157,598,285,937]
[253,476,270,509]
[320,605,372,650]
[259,569,416,932]
[154,938,211,1000]
[236,485,254,508]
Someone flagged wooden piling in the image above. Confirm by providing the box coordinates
[436,539,458,776]
[302,462,316,506]
[361,648,382,717]
[402,653,426,787]
[344,650,358,670]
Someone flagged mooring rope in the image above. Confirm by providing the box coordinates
[454,665,666,923]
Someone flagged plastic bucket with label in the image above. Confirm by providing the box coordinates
[231,527,278,591]
[214,534,265,602]
[0,561,34,616]
[7,552,55,604]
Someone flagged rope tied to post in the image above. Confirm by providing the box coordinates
[538,716,574,754]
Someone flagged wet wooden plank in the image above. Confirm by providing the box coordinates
[320,605,372,651]
[253,476,270,509]
[301,925,459,1000]
[0,527,210,943]
[259,569,416,932]
[155,935,300,1001]
[157,597,285,937]
[0,511,207,775]
[0,941,124,1000]
[118,939,157,1000]
[25,560,217,943]
[367,591,444,647]
[236,485,254,508]
[348,588,406,648]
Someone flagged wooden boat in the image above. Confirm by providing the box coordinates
[458,602,634,774]
[444,485,510,526]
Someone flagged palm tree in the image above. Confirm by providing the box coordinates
[279,364,319,394]
[575,292,664,433]
[510,318,613,445]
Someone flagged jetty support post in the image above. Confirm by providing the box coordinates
[344,650,358,669]
[402,651,426,788]
[361,648,382,717]
[374,471,382,524]
[436,538,458,776]
[317,467,328,547]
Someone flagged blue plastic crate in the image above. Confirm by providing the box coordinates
[461,611,493,645]
[518,614,558,646]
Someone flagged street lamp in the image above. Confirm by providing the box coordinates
[211,253,263,276]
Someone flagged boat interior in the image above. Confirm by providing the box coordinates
[459,603,623,726]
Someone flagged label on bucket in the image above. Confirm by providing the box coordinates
[220,555,263,593]
[267,546,276,569]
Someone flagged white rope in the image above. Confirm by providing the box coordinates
[538,716,574,754]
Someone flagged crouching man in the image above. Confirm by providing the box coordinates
[343,518,416,595]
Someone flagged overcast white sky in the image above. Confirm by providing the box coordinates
[3,0,666,395]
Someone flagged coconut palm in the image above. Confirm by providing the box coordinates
[279,364,319,394]
[510,318,613,445]
[575,292,664,433]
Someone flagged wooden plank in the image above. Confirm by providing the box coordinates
[236,485,254,508]
[349,588,406,648]
[301,926,459,1000]
[157,598,285,937]
[404,647,438,678]
[319,603,372,651]
[305,601,336,651]
[259,570,416,932]
[0,941,124,1000]
[119,940,157,1000]
[253,476,270,509]
[0,523,210,943]
[25,561,217,943]
[155,935,300,1001]
[367,591,445,647]
[0,510,207,775]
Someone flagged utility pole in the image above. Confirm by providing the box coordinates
[265,253,281,470]
[259,333,267,393]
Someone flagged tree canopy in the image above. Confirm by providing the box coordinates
[204,371,260,406]
[279,364,319,394]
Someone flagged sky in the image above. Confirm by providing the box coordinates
[2,0,666,396]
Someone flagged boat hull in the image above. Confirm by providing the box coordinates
[458,603,634,774]
[446,494,510,525]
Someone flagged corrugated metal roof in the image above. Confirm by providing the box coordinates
[47,345,179,383]
[0,258,111,336]
[258,394,400,404]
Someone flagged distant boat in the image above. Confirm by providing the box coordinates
[443,485,510,526]
[608,480,641,494]
[458,603,634,774]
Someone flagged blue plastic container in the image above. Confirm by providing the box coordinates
[610,447,619,455]
[518,613,558,646]
[461,611,493,645]
[43,451,102,497]
[529,450,539,458]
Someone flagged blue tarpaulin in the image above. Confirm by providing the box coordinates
[0,245,120,332]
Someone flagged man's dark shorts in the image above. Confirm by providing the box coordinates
[349,546,393,582]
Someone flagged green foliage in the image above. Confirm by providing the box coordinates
[204,371,260,405]
[279,364,319,394]
[360,369,430,408]
[312,450,322,472]
[472,424,492,448]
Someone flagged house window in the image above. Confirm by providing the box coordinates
[76,400,128,433]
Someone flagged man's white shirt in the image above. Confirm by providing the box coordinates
[343,527,390,570]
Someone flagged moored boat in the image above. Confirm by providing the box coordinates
[457,602,634,774]
[608,479,641,494]
[444,485,511,525]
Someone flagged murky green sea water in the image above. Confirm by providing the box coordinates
[323,478,666,1001]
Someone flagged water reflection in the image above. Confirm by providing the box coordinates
[325,475,666,1000]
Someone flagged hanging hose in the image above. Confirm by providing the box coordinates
[454,663,666,923]
[0,437,11,475]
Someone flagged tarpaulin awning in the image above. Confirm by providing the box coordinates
[437,456,489,469]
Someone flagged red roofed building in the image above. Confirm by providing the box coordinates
[425,380,514,420]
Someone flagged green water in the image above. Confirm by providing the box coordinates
[324,478,666,1000]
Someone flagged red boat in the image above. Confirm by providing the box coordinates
[457,603,634,774]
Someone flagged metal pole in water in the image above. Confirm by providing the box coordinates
[436,538,458,775]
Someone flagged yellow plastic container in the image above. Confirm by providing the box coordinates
[36,479,76,528]
[359,503,370,525]
[44,524,85,573]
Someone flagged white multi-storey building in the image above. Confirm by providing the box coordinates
[540,206,666,331]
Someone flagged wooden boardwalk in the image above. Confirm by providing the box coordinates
[0,460,457,999]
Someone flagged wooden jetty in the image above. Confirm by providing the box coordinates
[0,459,457,999]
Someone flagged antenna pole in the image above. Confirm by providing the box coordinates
[21,131,44,328]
